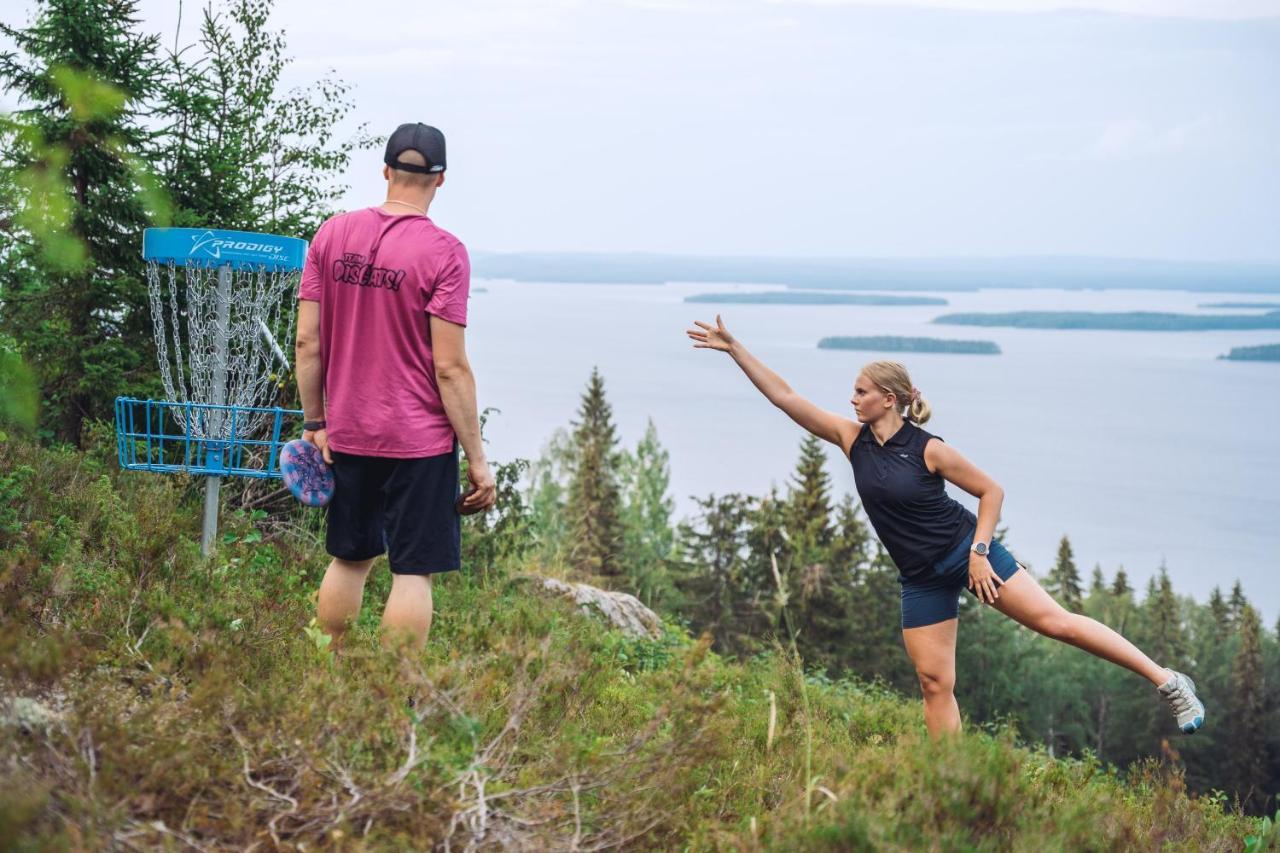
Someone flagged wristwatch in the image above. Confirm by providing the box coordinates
[303,419,327,431]
[971,541,989,557]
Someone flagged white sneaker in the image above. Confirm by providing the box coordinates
[1158,669,1205,734]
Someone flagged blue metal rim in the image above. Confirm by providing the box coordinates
[114,396,303,479]
[142,227,307,271]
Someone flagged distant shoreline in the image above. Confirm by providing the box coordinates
[818,335,1001,354]
[1199,302,1280,309]
[1220,344,1280,362]
[933,310,1280,331]
[472,253,1280,294]
[686,292,948,306]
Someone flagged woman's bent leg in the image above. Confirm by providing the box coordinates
[902,618,962,737]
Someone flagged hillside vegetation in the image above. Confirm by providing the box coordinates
[0,430,1269,850]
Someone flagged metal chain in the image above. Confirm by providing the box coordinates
[146,260,299,441]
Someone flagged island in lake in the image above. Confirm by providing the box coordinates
[686,292,947,306]
[933,310,1280,331]
[818,336,1000,354]
[1220,344,1280,362]
[1199,302,1280,309]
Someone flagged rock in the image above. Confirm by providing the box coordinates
[537,578,662,640]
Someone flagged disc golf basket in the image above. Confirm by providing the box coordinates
[115,228,307,555]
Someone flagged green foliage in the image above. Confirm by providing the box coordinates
[818,335,1001,354]
[0,434,1269,847]
[1229,605,1271,813]
[1246,809,1280,852]
[617,418,679,607]
[566,367,626,577]
[0,0,372,447]
[0,334,39,433]
[1046,535,1084,611]
[155,0,373,236]
[0,3,166,443]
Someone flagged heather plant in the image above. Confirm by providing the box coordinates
[0,431,1268,848]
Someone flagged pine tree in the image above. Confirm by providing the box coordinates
[1089,564,1106,597]
[566,368,626,577]
[618,418,677,605]
[1207,586,1230,639]
[0,0,164,444]
[1142,567,1186,667]
[674,493,759,654]
[1111,568,1131,597]
[828,494,871,576]
[1228,580,1248,628]
[784,433,834,568]
[1046,535,1084,611]
[1227,605,1270,813]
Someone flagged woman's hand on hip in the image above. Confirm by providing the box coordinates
[968,553,1003,604]
[686,314,736,353]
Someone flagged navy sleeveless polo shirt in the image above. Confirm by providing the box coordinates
[849,420,977,578]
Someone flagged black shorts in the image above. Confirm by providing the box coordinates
[325,447,461,575]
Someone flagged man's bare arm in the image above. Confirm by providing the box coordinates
[430,314,496,508]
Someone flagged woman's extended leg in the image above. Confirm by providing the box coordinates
[991,569,1168,685]
[902,619,962,736]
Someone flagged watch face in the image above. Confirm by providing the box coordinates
[974,542,988,555]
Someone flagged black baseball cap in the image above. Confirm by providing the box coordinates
[384,123,446,174]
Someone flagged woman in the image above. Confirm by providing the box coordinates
[686,314,1204,737]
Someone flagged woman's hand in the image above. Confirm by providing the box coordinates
[686,314,737,353]
[968,553,1004,604]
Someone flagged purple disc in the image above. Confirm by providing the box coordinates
[279,439,335,507]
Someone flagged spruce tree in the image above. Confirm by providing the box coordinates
[618,419,677,605]
[1228,580,1248,628]
[1207,586,1230,639]
[1142,567,1186,667]
[674,493,758,654]
[0,0,163,444]
[1227,605,1270,813]
[784,433,834,568]
[566,367,626,577]
[1089,564,1106,597]
[828,494,871,577]
[1046,535,1084,611]
[1111,568,1131,597]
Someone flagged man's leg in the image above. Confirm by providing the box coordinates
[317,556,376,642]
[381,573,433,649]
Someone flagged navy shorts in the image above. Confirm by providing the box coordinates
[325,447,461,575]
[900,537,1024,629]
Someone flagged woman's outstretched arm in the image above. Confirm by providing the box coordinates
[687,314,859,453]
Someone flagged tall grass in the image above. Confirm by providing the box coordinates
[0,429,1263,849]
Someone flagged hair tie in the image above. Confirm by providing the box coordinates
[909,387,921,404]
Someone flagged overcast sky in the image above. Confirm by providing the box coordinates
[2,0,1278,260]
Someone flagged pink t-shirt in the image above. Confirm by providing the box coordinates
[298,207,470,458]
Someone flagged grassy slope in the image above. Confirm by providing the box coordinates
[0,430,1265,850]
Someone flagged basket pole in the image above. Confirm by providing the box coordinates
[201,263,234,556]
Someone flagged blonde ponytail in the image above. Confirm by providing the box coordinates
[861,360,932,425]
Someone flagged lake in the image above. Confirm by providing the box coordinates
[465,280,1280,621]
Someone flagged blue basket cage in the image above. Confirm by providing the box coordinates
[115,397,303,480]
[118,226,311,482]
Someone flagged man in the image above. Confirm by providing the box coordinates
[295,122,496,649]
